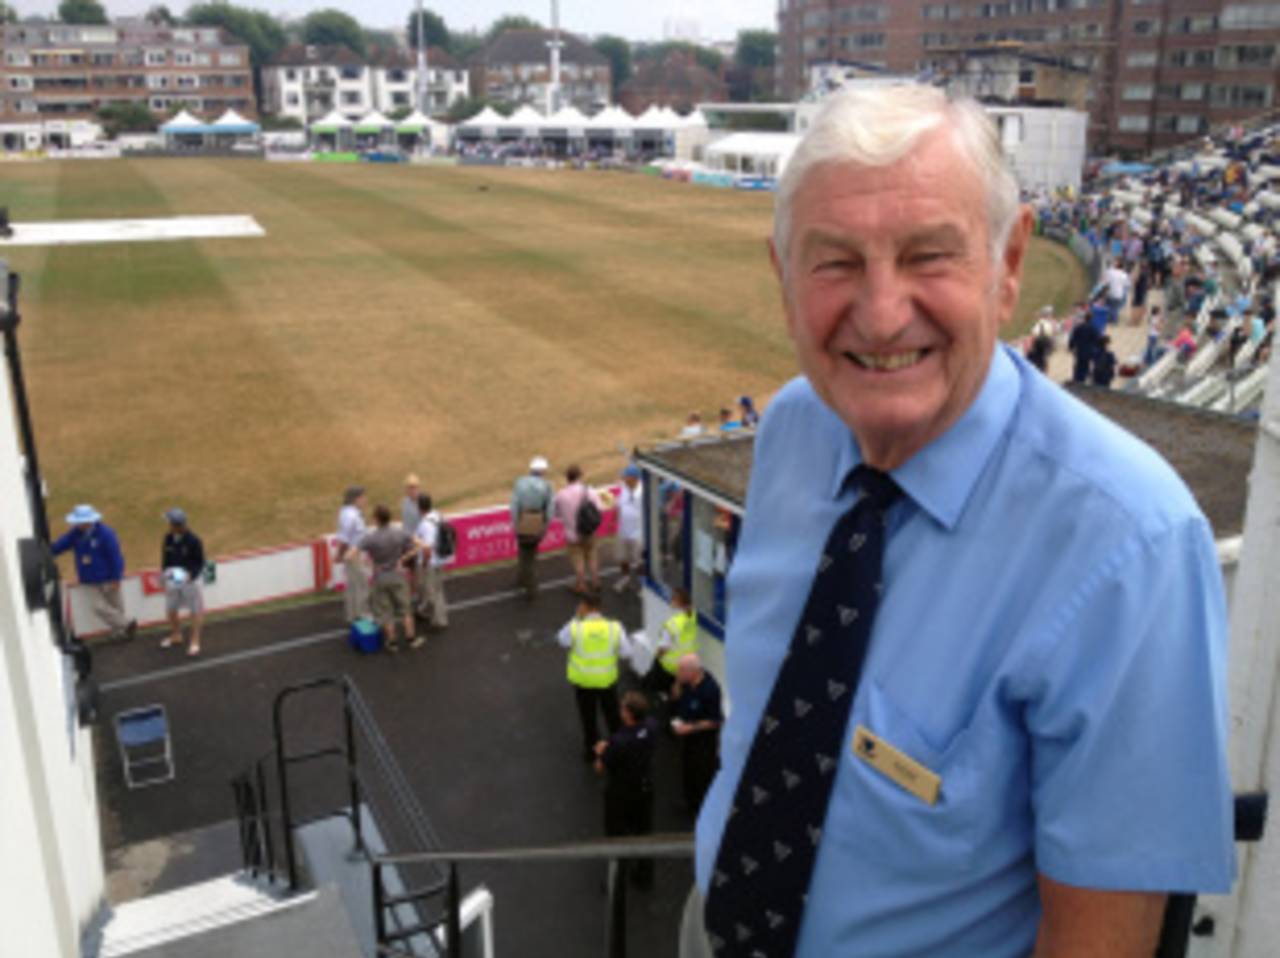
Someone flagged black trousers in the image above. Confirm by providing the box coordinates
[516,536,540,598]
[681,730,720,813]
[574,685,620,754]
[605,786,655,888]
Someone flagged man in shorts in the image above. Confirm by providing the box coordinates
[360,504,421,652]
[552,464,603,596]
[160,507,206,656]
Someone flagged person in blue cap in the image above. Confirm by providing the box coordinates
[52,504,136,641]
[614,464,643,593]
[160,507,206,657]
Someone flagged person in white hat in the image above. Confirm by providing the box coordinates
[510,456,554,600]
[51,504,136,640]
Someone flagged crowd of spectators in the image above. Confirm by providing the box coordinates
[1031,126,1279,404]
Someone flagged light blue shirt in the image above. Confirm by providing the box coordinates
[695,344,1235,957]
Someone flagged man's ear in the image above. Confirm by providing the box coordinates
[997,206,1035,327]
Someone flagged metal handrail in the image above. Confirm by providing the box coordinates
[375,834,695,867]
[371,835,695,958]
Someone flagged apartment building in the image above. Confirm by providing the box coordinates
[1111,2,1280,152]
[0,20,254,126]
[262,44,469,124]
[470,29,611,113]
[777,1,1280,153]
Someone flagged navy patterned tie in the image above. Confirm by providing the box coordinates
[703,465,902,957]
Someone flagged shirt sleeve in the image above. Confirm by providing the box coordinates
[51,530,74,556]
[1025,517,1235,893]
[556,622,574,649]
[191,534,205,575]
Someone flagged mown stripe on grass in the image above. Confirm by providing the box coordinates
[23,158,337,562]
[229,162,790,380]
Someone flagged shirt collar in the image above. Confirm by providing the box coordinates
[829,343,1021,531]
[893,344,1021,530]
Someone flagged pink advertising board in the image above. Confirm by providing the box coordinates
[447,485,620,571]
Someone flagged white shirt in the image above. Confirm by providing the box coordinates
[1031,317,1056,340]
[617,483,643,542]
[415,512,445,568]
[1104,265,1131,301]
[336,504,366,549]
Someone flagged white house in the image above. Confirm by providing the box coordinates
[262,44,373,125]
[369,46,469,118]
[263,44,470,126]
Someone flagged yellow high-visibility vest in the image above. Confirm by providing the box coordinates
[567,617,621,689]
[660,610,699,674]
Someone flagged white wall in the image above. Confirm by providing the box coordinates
[1192,347,1280,958]
[989,106,1087,194]
[0,348,105,957]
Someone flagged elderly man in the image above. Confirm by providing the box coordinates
[670,653,723,814]
[688,86,1233,957]
[52,504,136,640]
[334,486,370,622]
[511,456,554,601]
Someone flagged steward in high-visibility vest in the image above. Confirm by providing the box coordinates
[660,609,699,675]
[658,588,700,675]
[558,592,626,759]
[567,615,623,688]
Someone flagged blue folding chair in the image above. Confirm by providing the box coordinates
[115,704,174,789]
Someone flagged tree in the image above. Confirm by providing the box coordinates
[592,35,631,99]
[145,4,175,26]
[729,30,777,102]
[448,30,483,63]
[97,102,158,136]
[302,8,366,57]
[484,14,540,44]
[58,0,107,24]
[735,30,776,71]
[364,28,398,53]
[0,2,18,25]
[184,4,287,109]
[405,6,449,51]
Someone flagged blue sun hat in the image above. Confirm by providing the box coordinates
[66,504,102,525]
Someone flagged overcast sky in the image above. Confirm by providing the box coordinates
[18,1,779,42]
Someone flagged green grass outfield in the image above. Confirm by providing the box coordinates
[3,158,1085,563]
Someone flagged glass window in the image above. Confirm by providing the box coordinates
[1123,84,1154,100]
[1221,4,1280,30]
[1118,114,1151,131]
[1126,51,1158,67]
[648,476,688,596]
[690,497,738,631]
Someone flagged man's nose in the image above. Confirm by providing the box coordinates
[849,259,913,342]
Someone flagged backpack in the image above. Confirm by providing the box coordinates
[575,489,602,539]
[435,518,457,560]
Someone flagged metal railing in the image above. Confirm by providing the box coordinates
[371,835,695,958]
[231,674,450,952]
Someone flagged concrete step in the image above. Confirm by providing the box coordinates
[91,873,313,957]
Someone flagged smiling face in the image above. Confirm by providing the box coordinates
[772,127,1031,470]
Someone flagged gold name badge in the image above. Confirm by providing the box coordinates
[852,725,942,806]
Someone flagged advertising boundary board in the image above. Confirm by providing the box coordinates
[65,488,620,638]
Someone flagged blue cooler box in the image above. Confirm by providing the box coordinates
[349,618,383,654]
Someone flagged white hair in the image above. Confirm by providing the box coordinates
[774,84,1021,269]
